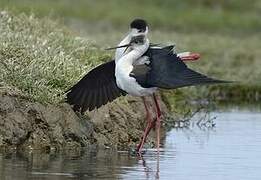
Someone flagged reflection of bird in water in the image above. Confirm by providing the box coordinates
[138,153,160,180]
[66,19,229,154]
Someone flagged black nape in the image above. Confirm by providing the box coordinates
[130,19,147,32]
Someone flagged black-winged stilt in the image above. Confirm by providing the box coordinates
[66,19,228,154]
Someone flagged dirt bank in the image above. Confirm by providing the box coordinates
[0,87,168,151]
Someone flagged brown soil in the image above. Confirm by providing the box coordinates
[0,87,168,151]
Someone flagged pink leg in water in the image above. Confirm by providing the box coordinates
[152,93,162,154]
[136,97,155,154]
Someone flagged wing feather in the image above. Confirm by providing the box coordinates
[66,60,125,113]
[134,46,231,89]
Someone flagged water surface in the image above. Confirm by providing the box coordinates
[1,110,261,180]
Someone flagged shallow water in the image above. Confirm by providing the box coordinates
[1,110,261,180]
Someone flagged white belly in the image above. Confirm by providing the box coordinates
[115,61,157,96]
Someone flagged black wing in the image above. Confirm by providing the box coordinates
[131,47,229,89]
[130,64,151,88]
[66,60,126,113]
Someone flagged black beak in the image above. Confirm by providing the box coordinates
[105,35,145,51]
[104,43,131,50]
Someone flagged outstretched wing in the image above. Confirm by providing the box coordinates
[146,48,229,88]
[131,47,230,89]
[66,60,126,113]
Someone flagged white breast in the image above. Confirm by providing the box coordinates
[115,61,157,96]
[115,41,157,97]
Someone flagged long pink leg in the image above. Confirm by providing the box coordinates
[152,93,162,154]
[136,97,155,153]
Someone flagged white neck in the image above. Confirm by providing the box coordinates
[114,37,155,96]
[115,27,149,62]
[115,34,131,62]
[117,38,149,65]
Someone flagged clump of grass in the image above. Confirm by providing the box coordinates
[0,11,111,104]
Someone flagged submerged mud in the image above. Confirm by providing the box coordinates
[0,87,168,151]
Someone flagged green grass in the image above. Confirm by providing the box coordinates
[0,0,261,107]
[0,0,261,33]
[0,12,111,104]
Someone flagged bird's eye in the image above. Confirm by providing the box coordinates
[138,29,143,33]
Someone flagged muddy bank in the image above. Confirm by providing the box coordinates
[0,87,168,151]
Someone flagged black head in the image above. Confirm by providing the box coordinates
[130,19,148,32]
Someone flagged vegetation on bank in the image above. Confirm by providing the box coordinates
[0,9,260,108]
[0,12,111,104]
